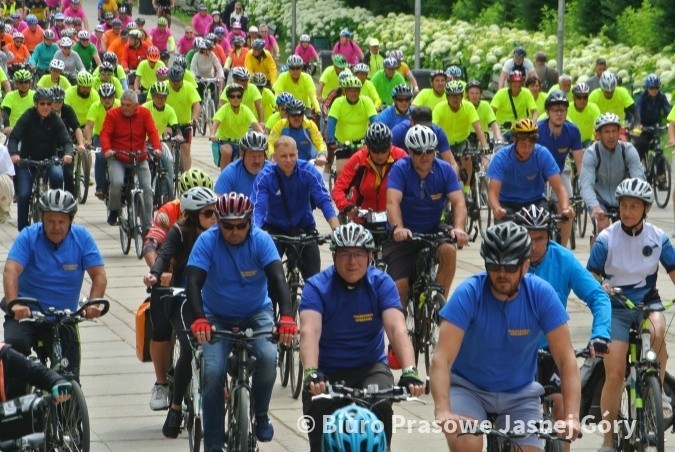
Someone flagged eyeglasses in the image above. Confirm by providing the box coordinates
[336,250,368,260]
[228,94,242,99]
[38,101,53,106]
[411,149,435,155]
[199,209,217,218]
[219,221,249,230]
[290,67,302,71]
[549,108,567,115]
[485,263,521,273]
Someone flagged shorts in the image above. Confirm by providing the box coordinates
[537,352,561,392]
[501,198,549,219]
[610,308,663,343]
[450,373,545,450]
[211,140,239,166]
[549,166,573,201]
[176,124,193,144]
[382,239,427,283]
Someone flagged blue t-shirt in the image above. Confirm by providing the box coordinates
[251,160,336,231]
[387,157,461,233]
[376,106,411,131]
[440,272,569,392]
[536,120,582,172]
[299,266,402,374]
[486,143,560,204]
[214,159,272,196]
[279,126,319,161]
[391,122,451,154]
[7,223,104,311]
[187,226,280,318]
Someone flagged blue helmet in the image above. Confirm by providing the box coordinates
[276,92,294,106]
[644,73,661,89]
[321,405,387,452]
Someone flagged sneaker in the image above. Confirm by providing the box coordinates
[662,392,672,420]
[107,210,118,226]
[255,416,274,442]
[149,383,170,411]
[162,407,183,438]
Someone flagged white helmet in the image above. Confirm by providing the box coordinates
[330,223,376,251]
[77,30,90,40]
[50,58,65,71]
[405,124,438,153]
[615,177,654,205]
[599,71,617,92]
[180,187,218,213]
[594,112,621,131]
[299,34,311,42]
[59,36,73,47]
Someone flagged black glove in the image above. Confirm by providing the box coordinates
[589,338,610,355]
[398,369,424,390]
[303,369,328,389]
[51,379,72,398]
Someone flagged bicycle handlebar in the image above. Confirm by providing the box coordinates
[16,157,62,168]
[311,382,425,405]
[7,297,110,322]
[610,288,674,312]
[269,232,330,246]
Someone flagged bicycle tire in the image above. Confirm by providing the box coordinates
[119,200,131,255]
[569,219,576,250]
[279,345,290,387]
[132,191,146,259]
[288,278,303,399]
[640,373,664,452]
[172,143,183,195]
[45,380,90,452]
[652,155,671,208]
[198,106,207,136]
[205,97,216,123]
[291,340,303,399]
[615,380,633,451]
[77,152,90,204]
[228,387,251,452]
[186,395,202,452]
[423,300,434,377]
[406,301,421,368]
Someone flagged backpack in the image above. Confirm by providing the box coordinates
[579,356,605,423]
[594,141,628,178]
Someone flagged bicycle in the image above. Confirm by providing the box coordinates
[326,140,363,192]
[634,126,671,208]
[148,144,174,211]
[462,420,572,452]
[71,148,90,204]
[0,394,52,452]
[7,297,110,452]
[611,288,673,452]
[17,157,62,226]
[163,135,183,199]
[269,232,329,399]
[462,146,494,238]
[197,78,218,137]
[569,157,588,247]
[356,209,389,271]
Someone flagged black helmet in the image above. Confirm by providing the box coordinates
[50,86,65,103]
[284,99,306,116]
[480,222,531,265]
[364,122,392,152]
[33,88,52,103]
[514,204,552,232]
[39,189,77,216]
[544,89,569,110]
[168,65,185,82]
[102,51,117,65]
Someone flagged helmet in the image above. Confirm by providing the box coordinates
[43,30,55,40]
[54,13,65,21]
[466,79,482,91]
[251,72,268,87]
[103,12,114,20]
[507,71,524,82]
[231,21,241,29]
[337,69,353,82]
[231,67,250,81]
[168,65,185,82]
[13,69,31,81]
[98,83,116,98]
[572,82,590,95]
[391,84,413,98]
[129,30,143,40]
[615,177,654,205]
[644,73,661,89]
[156,66,169,78]
[112,18,122,27]
[286,54,303,68]
[12,31,22,40]
[405,125,437,152]
[331,54,347,68]
[26,15,38,25]
[299,34,310,42]
[599,71,617,92]
[232,36,245,46]
[330,223,376,251]
[514,46,527,57]
[50,86,65,103]
[352,63,369,74]
[216,192,253,220]
[135,17,146,26]
[365,122,392,152]
[179,169,213,193]
[285,99,306,115]
[50,59,65,71]
[78,30,90,40]
[102,51,117,65]
[194,37,206,50]
[95,25,105,32]
[480,222,531,265]
[127,22,138,30]
[389,50,403,61]
[340,76,362,89]
[173,55,187,69]
[157,17,168,26]
[594,112,621,131]
[76,71,93,87]
[59,37,73,47]
[383,57,398,69]
[251,38,265,50]
[276,92,294,106]
[33,88,52,102]
[511,119,538,134]
[38,189,77,217]
[206,32,217,42]
[321,405,386,452]
[150,81,169,96]
[514,204,552,231]
[444,80,464,95]
[544,89,569,109]
[339,28,351,37]
[99,61,115,73]
[225,83,245,97]
[214,26,226,35]
[445,65,462,78]
[147,46,160,62]
[60,28,74,39]
[239,131,268,152]
[180,187,218,213]
[430,69,447,81]
[211,9,220,16]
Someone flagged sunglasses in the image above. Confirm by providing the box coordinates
[574,96,588,100]
[411,149,435,155]
[17,80,31,84]
[485,263,521,273]
[228,94,242,99]
[394,97,412,103]
[369,147,389,154]
[219,221,249,230]
[199,209,217,218]
[38,101,53,106]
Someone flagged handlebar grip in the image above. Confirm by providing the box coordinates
[80,298,110,317]
[5,297,40,318]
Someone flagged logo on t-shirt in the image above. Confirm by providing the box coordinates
[62,264,78,271]
[508,328,530,337]
[240,269,258,278]
[353,312,373,323]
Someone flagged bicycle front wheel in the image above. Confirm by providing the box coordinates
[46,380,90,452]
[406,301,421,368]
[76,152,90,204]
[640,374,664,452]
[652,155,671,208]
[119,201,131,255]
[228,387,251,452]
[132,191,146,259]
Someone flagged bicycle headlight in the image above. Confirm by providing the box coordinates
[645,349,658,362]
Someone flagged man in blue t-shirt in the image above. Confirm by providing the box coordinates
[186,192,298,448]
[487,118,573,223]
[299,223,425,452]
[537,90,583,246]
[430,222,581,450]
[214,131,271,196]
[375,84,413,131]
[384,125,468,309]
[2,190,107,398]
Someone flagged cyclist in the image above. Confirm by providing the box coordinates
[36,58,71,89]
[210,83,262,169]
[244,38,276,85]
[100,89,161,230]
[371,57,406,107]
[73,30,101,72]
[50,85,86,198]
[63,0,89,31]
[567,82,601,146]
[433,80,489,154]
[148,16,175,60]
[219,66,264,123]
[142,81,178,194]
[143,186,218,437]
[413,69,447,111]
[121,29,149,87]
[387,49,419,93]
[273,54,320,116]
[224,35,248,71]
[430,222,581,451]
[487,119,572,224]
[294,34,319,70]
[53,36,85,82]
[326,76,377,150]
[214,131,271,196]
[64,70,100,127]
[300,223,426,452]
[587,178,675,452]
[96,51,128,90]
[525,75,546,113]
[1,189,107,398]
[376,84,413,130]
[92,61,123,98]
[579,113,644,237]
[28,29,57,76]
[588,71,635,126]
[265,91,293,132]
[333,122,407,218]
[497,46,536,88]
[586,57,607,92]
[364,38,385,79]
[536,90,583,247]
[491,70,538,127]
[187,191,297,447]
[6,32,29,75]
[534,51,559,92]
[133,45,165,103]
[321,405,387,452]
[465,79,504,142]
[258,23,279,58]
[269,99,326,162]
[152,0,174,28]
[2,69,36,137]
[317,54,348,106]
[166,65,200,171]
[352,62,381,108]
[190,38,224,100]
[332,28,363,65]
[632,73,671,162]
[548,74,573,102]
[50,13,66,41]
[384,125,469,306]
[251,72,275,122]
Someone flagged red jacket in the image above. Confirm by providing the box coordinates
[100,105,161,164]
[332,145,407,212]
[121,42,149,71]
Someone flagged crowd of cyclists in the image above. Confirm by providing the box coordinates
[0,1,674,451]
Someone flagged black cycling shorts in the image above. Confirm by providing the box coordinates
[177,124,193,144]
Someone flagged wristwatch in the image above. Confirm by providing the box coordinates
[402,365,418,374]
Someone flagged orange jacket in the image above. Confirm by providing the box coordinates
[227,47,248,68]
[22,27,44,52]
[122,42,149,71]
[7,43,30,65]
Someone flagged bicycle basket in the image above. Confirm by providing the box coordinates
[0,393,47,440]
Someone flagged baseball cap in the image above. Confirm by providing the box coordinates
[369,38,380,46]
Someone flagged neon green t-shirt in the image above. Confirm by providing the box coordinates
[319,66,341,99]
[64,86,100,126]
[219,83,261,119]
[212,103,257,140]
[370,70,406,107]
[265,111,282,131]
[474,100,497,134]
[136,60,166,91]
[432,99,480,145]
[0,67,7,85]
[86,99,120,135]
[588,87,634,123]
[272,71,319,112]
[361,79,381,109]
[183,69,197,88]
[167,82,201,125]
[668,106,675,122]
[327,96,377,143]
[143,101,178,135]
[259,87,276,123]
[527,89,547,114]
[490,87,538,126]
[1,90,36,127]
[92,76,123,99]
[568,101,601,143]
[92,64,127,84]
[37,74,71,90]
[412,88,444,111]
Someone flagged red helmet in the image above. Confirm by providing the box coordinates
[147,46,160,62]
[508,71,524,83]
[216,192,253,220]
